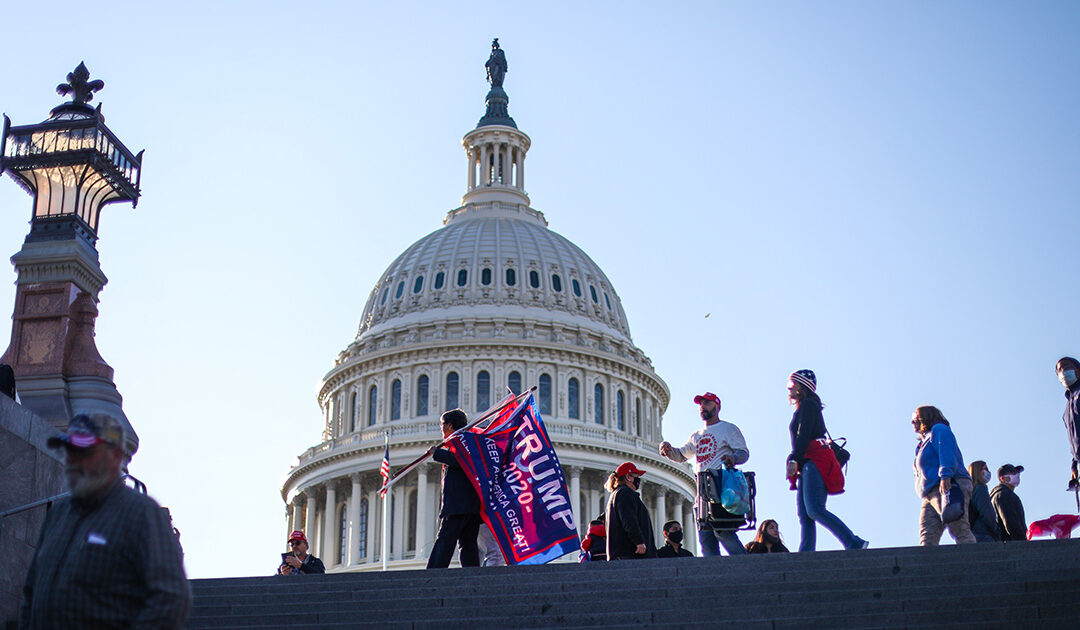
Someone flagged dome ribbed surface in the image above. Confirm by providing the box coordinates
[357,213,632,342]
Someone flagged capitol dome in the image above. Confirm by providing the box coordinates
[282,43,695,570]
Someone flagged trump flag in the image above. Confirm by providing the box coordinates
[449,394,578,565]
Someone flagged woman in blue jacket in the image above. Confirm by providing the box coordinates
[912,406,977,545]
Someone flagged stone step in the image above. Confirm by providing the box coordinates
[183,539,1080,629]
[186,570,1080,616]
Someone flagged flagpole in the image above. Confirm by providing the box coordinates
[378,387,535,495]
[381,430,390,572]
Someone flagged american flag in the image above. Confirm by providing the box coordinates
[379,439,391,497]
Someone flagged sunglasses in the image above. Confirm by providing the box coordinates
[289,540,304,546]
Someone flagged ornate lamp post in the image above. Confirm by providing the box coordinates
[0,62,142,457]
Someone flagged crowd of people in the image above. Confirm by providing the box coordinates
[272,357,1080,569]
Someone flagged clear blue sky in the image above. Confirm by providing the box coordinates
[2,2,1078,578]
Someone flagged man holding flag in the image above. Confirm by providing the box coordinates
[426,409,482,568]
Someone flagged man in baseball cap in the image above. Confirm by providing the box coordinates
[279,530,325,575]
[21,413,191,627]
[990,464,1028,541]
[658,391,750,557]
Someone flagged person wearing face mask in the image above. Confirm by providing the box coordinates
[659,392,750,556]
[656,520,694,557]
[604,462,657,559]
[912,405,977,545]
[745,519,790,553]
[990,464,1028,541]
[1055,357,1080,490]
[966,461,1000,542]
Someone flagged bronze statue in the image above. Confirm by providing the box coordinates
[486,38,507,88]
[56,62,104,106]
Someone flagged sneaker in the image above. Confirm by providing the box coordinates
[858,539,870,550]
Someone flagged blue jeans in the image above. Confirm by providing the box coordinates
[797,461,864,551]
[698,527,748,556]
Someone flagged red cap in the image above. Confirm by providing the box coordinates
[615,462,646,477]
[693,392,721,406]
[287,530,307,543]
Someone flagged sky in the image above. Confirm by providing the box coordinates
[2,2,1079,578]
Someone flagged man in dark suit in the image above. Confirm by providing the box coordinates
[426,409,482,568]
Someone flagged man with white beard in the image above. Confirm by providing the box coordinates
[20,413,191,629]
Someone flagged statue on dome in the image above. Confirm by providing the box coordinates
[486,38,507,88]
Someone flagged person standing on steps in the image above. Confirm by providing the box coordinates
[659,391,750,556]
[786,370,869,551]
[967,460,1000,542]
[605,462,656,560]
[656,520,694,558]
[990,464,1028,542]
[912,405,977,546]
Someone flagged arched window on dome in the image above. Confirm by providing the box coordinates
[445,371,459,410]
[390,379,402,420]
[457,269,468,287]
[539,373,552,416]
[552,274,563,292]
[476,370,490,412]
[604,292,612,310]
[368,385,377,426]
[381,287,389,305]
[505,268,516,286]
[395,281,404,299]
[434,271,445,290]
[349,391,357,433]
[568,378,580,419]
[357,498,368,560]
[635,398,642,437]
[416,375,429,416]
[338,503,348,565]
[508,371,521,395]
[589,285,599,303]
[572,279,582,297]
[617,390,625,431]
[481,268,492,286]
[413,276,424,294]
[529,270,540,289]
[594,384,604,425]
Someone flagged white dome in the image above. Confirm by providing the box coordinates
[357,202,632,344]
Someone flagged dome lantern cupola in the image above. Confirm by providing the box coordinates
[461,39,531,208]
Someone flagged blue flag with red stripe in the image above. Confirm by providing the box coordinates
[449,395,578,565]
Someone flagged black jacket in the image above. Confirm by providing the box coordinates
[990,483,1027,541]
[788,402,826,465]
[1065,383,1080,467]
[745,540,790,554]
[433,447,480,517]
[656,542,693,558]
[605,485,656,559]
[969,483,1000,541]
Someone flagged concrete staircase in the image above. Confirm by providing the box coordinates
[186,539,1080,629]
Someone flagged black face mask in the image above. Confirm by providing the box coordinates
[763,532,780,545]
[668,530,683,544]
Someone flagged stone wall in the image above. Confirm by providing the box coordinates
[0,395,65,626]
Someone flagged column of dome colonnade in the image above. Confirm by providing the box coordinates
[463,125,531,205]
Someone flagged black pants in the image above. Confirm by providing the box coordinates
[426,513,482,568]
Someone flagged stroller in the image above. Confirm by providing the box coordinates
[698,467,757,532]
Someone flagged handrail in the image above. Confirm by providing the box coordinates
[0,492,70,521]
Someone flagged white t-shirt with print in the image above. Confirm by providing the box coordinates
[676,420,750,473]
